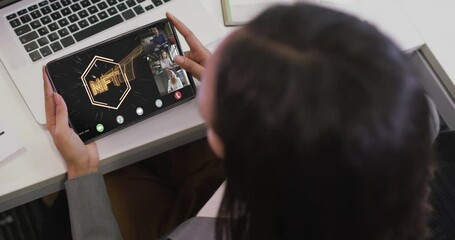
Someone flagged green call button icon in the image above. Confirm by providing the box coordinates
[96,123,104,133]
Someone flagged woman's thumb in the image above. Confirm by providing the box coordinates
[54,93,69,132]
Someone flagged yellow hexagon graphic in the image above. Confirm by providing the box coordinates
[80,56,131,110]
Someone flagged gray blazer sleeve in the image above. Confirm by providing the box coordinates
[161,217,216,240]
[65,173,123,240]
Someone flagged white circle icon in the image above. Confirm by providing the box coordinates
[136,107,144,116]
[116,115,124,124]
[155,99,163,108]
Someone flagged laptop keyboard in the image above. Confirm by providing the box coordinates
[5,0,171,62]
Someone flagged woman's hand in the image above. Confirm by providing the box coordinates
[166,12,212,80]
[43,67,99,179]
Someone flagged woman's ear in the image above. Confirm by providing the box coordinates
[207,128,225,158]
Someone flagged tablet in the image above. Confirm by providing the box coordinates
[46,18,196,143]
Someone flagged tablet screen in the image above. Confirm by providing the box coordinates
[46,19,196,143]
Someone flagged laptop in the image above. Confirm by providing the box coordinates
[0,0,223,124]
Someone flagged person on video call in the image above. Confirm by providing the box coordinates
[43,3,436,240]
[166,69,183,93]
[151,27,168,55]
[159,50,176,70]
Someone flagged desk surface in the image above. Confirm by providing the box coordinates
[0,0,227,212]
[0,0,451,213]
[399,0,455,130]
[400,0,455,83]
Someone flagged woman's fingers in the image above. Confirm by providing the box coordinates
[166,12,204,52]
[174,55,204,79]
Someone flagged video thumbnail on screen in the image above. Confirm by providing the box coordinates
[139,24,190,96]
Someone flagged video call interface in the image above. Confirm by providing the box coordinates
[47,21,194,142]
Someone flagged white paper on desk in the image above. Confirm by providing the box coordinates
[0,119,23,162]
[228,0,313,24]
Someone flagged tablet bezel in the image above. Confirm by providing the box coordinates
[45,18,196,143]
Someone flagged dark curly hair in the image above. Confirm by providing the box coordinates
[213,3,433,240]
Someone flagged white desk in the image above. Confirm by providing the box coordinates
[0,0,453,214]
[0,0,230,213]
[0,59,208,212]
[399,0,455,130]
